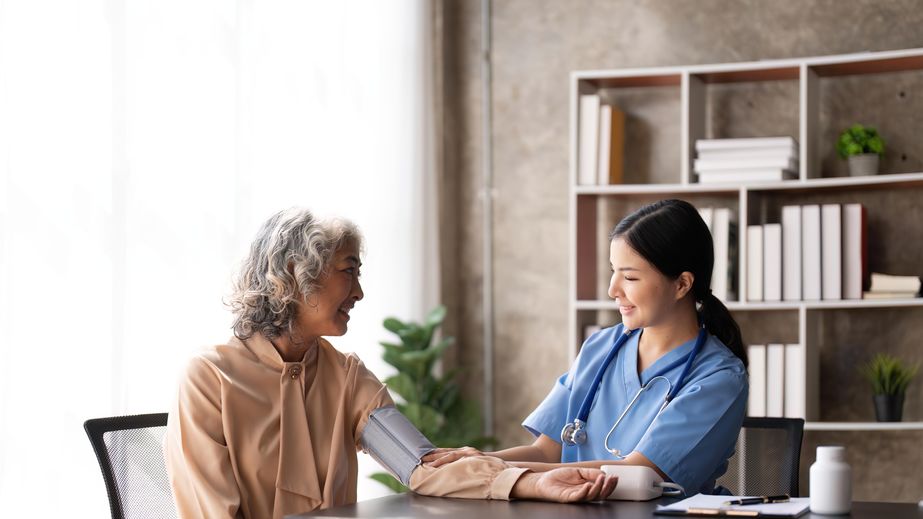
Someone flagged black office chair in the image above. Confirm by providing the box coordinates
[84,413,177,519]
[716,417,805,497]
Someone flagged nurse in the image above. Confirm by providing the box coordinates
[425,199,749,496]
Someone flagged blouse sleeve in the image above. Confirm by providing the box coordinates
[164,356,241,519]
[409,456,530,500]
[348,355,395,450]
[634,367,748,494]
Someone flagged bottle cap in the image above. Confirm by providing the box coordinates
[817,445,846,462]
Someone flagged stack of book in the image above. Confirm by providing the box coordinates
[747,203,868,302]
[748,343,812,419]
[578,94,625,186]
[863,273,922,299]
[695,137,798,184]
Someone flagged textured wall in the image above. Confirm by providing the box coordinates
[438,0,923,502]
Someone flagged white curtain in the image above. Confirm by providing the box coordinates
[0,0,437,514]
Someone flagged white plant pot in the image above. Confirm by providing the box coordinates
[847,153,879,176]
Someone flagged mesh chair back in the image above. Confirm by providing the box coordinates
[716,417,804,497]
[84,413,177,519]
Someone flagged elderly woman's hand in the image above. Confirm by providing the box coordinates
[511,468,618,502]
[422,447,485,468]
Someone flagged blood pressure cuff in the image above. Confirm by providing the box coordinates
[360,406,436,486]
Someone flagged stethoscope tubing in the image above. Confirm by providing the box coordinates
[561,324,707,447]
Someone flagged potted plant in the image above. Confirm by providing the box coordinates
[370,305,495,492]
[859,353,918,422]
[836,123,885,176]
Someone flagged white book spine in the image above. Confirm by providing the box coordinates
[696,144,798,160]
[696,136,797,151]
[596,104,612,185]
[802,205,822,301]
[766,343,785,418]
[578,95,600,186]
[763,224,782,302]
[782,206,802,301]
[821,204,842,300]
[699,207,714,232]
[869,272,921,293]
[697,169,796,184]
[784,343,806,419]
[712,208,731,302]
[842,203,865,300]
[747,345,767,417]
[747,225,763,302]
[694,156,797,172]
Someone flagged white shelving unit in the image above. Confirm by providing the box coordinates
[569,48,923,432]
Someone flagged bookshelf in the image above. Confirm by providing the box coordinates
[569,48,923,433]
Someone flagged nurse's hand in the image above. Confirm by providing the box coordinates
[511,468,618,503]
[422,447,484,468]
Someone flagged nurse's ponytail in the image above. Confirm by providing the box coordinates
[698,291,747,368]
[610,199,747,368]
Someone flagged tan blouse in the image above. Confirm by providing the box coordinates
[164,334,527,519]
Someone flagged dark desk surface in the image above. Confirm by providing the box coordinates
[287,494,923,519]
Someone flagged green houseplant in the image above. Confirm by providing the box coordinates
[370,305,495,493]
[859,353,918,422]
[836,123,885,176]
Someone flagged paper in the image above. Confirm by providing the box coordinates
[657,494,810,517]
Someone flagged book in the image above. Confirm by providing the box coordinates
[578,94,600,185]
[821,204,842,300]
[763,223,782,302]
[747,345,767,417]
[596,104,625,185]
[862,291,920,299]
[695,136,797,152]
[694,156,798,172]
[766,344,785,418]
[696,143,798,160]
[698,207,714,232]
[801,205,822,301]
[841,203,867,300]
[782,205,802,301]
[712,208,734,302]
[784,343,805,419]
[696,169,797,184]
[747,225,763,302]
[869,272,922,293]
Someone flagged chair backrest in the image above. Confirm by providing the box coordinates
[716,417,805,497]
[84,413,176,519]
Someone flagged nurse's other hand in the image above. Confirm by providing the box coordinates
[422,447,484,468]
[511,468,618,503]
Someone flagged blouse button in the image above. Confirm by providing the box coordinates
[289,366,301,379]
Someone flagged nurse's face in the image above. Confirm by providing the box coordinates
[607,238,682,331]
[295,240,364,338]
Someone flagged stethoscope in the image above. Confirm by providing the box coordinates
[560,324,708,458]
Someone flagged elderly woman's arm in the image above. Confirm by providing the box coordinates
[164,357,241,519]
[351,357,615,502]
[409,456,617,502]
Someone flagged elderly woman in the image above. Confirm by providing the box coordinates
[164,208,616,519]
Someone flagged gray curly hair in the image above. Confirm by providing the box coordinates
[228,207,363,340]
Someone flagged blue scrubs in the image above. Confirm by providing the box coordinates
[522,323,748,495]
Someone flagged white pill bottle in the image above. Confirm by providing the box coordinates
[809,445,852,515]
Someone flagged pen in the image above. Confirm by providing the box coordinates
[723,494,791,506]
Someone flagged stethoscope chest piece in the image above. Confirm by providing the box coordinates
[561,419,587,446]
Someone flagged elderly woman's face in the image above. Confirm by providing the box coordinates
[296,240,364,338]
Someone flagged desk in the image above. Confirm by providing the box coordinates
[287,494,923,519]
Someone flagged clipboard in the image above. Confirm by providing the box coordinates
[654,494,810,518]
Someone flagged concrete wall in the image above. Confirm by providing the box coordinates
[438,0,923,502]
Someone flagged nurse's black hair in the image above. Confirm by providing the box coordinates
[609,199,747,368]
